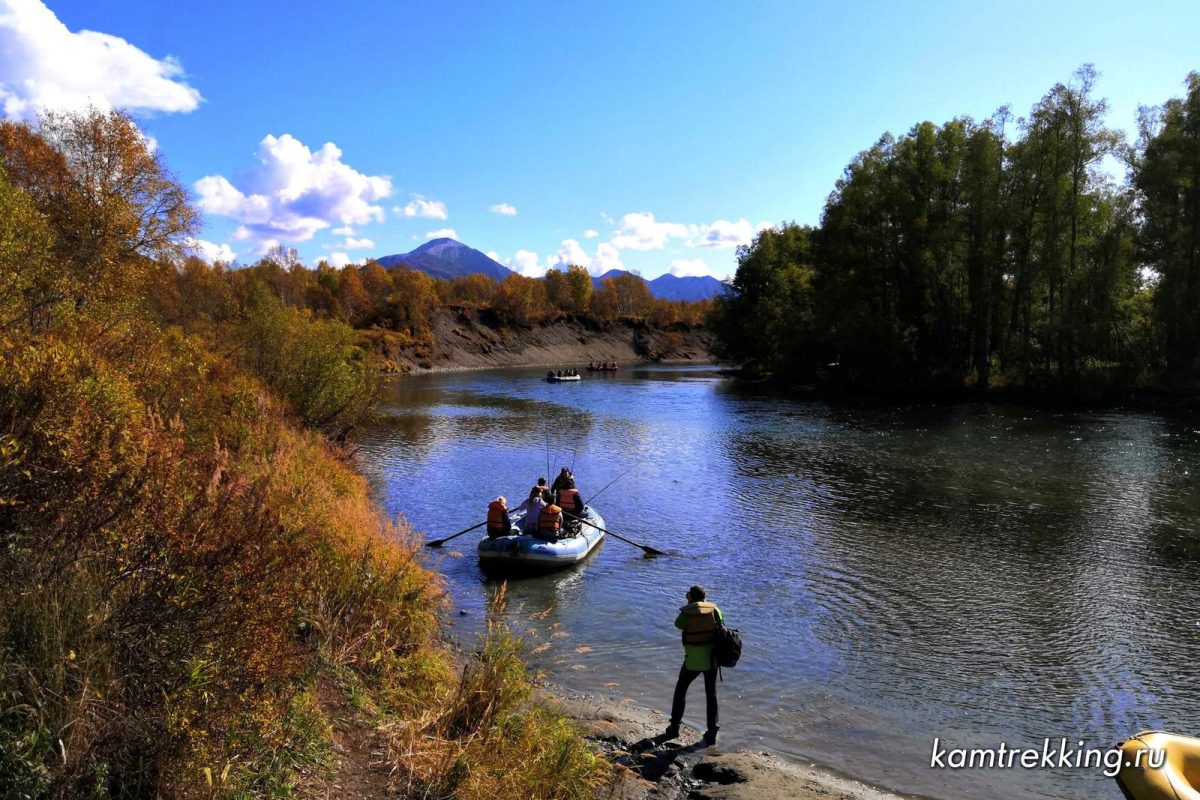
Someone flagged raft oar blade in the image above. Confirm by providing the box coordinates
[426,520,487,548]
[566,512,666,557]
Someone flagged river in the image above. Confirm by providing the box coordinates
[355,364,1200,800]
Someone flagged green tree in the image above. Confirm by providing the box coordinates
[1134,71,1200,384]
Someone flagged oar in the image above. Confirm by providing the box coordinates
[426,520,487,548]
[564,511,666,557]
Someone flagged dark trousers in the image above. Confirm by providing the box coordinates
[669,664,718,732]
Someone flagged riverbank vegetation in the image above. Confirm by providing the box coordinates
[0,108,607,798]
[155,248,711,371]
[710,68,1200,403]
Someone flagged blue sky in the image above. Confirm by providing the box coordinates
[1,1,1198,278]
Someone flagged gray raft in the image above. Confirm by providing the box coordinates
[477,506,605,572]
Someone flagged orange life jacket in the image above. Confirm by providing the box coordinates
[487,501,507,528]
[538,504,562,532]
[557,488,580,512]
[681,601,719,645]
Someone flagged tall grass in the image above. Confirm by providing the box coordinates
[0,316,608,799]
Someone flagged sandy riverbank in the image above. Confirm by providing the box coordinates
[541,684,928,800]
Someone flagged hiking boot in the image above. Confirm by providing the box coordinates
[703,729,718,747]
[661,724,680,740]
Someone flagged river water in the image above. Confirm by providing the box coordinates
[356,364,1200,800]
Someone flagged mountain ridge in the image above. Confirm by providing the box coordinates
[374,239,726,301]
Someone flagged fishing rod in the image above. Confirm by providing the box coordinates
[583,466,633,506]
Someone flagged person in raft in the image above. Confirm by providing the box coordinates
[555,475,584,532]
[663,585,723,746]
[513,486,547,535]
[486,496,511,538]
[551,466,574,494]
[537,477,553,503]
[536,496,563,541]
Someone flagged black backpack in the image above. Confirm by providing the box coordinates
[712,620,742,670]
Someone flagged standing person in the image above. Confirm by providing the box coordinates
[514,487,546,535]
[663,585,723,746]
[486,496,511,538]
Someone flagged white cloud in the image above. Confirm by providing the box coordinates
[669,258,711,277]
[611,212,691,251]
[489,202,517,216]
[541,239,626,276]
[331,225,355,236]
[423,227,457,240]
[583,229,599,239]
[398,196,448,220]
[0,0,201,120]
[604,212,765,252]
[590,243,624,275]
[184,237,236,264]
[194,134,392,247]
[327,252,354,268]
[506,249,544,278]
[554,239,591,269]
[342,236,374,249]
[693,218,757,248]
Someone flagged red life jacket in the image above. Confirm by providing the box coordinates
[487,501,507,528]
[539,504,562,532]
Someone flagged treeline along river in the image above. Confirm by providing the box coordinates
[356,364,1200,800]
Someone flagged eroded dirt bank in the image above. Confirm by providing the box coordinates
[365,307,714,372]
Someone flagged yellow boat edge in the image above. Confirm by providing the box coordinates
[1115,730,1200,800]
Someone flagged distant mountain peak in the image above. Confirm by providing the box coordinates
[375,238,512,282]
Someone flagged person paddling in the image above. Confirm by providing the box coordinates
[663,585,723,746]
[486,496,511,538]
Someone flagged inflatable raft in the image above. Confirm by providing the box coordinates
[1115,731,1200,800]
[478,507,605,572]
[546,374,581,382]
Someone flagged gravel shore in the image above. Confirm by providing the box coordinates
[541,684,931,800]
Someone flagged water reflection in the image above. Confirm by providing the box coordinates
[357,365,1200,800]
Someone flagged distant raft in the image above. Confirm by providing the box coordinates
[1114,730,1200,800]
[477,506,605,572]
[546,374,582,382]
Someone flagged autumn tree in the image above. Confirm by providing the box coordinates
[563,264,593,313]
[0,168,57,329]
[0,108,197,314]
[494,274,548,325]
[592,272,652,320]
[336,265,373,324]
